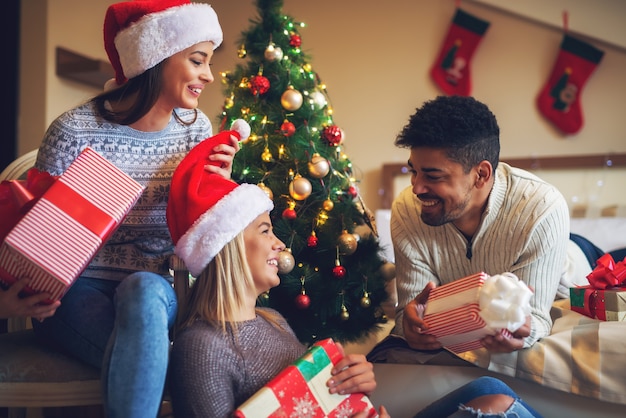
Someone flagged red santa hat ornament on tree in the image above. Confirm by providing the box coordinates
[166,120,273,277]
[104,0,223,86]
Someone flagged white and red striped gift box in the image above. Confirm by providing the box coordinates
[424,272,527,354]
[0,148,144,302]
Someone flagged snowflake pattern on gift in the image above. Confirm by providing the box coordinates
[290,392,317,418]
[333,403,356,418]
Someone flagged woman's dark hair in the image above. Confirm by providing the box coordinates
[92,61,197,126]
[395,95,500,172]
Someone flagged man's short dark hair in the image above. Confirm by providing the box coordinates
[395,96,500,172]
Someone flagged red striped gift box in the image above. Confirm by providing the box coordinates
[235,338,378,418]
[424,272,515,354]
[0,148,144,302]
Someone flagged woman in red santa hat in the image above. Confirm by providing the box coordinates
[30,1,236,416]
[164,129,388,418]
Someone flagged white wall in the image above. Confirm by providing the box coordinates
[20,0,626,212]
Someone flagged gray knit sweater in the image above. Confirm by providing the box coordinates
[168,309,307,418]
[391,163,570,347]
[35,101,212,280]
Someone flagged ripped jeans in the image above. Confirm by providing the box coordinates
[414,376,543,418]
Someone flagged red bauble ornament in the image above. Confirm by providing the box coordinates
[347,185,358,198]
[249,75,270,95]
[307,232,318,248]
[282,208,297,220]
[295,292,310,309]
[321,125,343,146]
[289,34,302,47]
[333,265,346,279]
[280,120,296,137]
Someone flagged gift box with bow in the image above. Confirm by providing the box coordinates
[423,272,533,353]
[570,253,626,321]
[0,148,144,302]
[234,338,378,418]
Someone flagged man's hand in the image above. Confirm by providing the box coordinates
[204,133,241,179]
[0,277,60,321]
[402,282,442,351]
[481,315,531,353]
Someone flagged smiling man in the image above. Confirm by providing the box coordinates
[390,95,570,355]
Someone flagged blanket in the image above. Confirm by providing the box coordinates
[367,300,626,405]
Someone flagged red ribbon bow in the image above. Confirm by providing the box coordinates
[0,168,57,242]
[586,253,626,289]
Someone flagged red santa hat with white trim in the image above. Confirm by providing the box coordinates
[104,0,223,86]
[166,120,273,277]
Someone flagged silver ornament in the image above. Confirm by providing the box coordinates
[308,153,330,179]
[264,43,284,62]
[281,87,303,111]
[277,249,295,274]
[289,175,312,200]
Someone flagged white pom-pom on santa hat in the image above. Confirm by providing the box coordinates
[104,0,223,85]
[230,119,251,142]
[166,120,271,277]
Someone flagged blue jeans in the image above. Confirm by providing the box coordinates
[413,376,543,418]
[32,272,177,418]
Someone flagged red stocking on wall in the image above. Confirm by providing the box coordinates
[430,8,490,96]
[536,34,604,135]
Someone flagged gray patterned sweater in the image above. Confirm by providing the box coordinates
[35,101,212,280]
[168,309,307,418]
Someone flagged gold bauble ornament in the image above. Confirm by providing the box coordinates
[289,175,312,200]
[281,86,303,111]
[308,153,330,179]
[322,199,334,211]
[224,96,234,109]
[340,305,350,321]
[337,230,358,255]
[360,292,371,308]
[258,182,273,200]
[277,249,295,274]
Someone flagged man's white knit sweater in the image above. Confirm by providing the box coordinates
[391,163,569,347]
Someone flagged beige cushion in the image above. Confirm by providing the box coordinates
[0,330,101,408]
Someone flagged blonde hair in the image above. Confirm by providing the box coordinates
[175,231,285,336]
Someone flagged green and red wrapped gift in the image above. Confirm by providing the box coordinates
[570,254,626,321]
[0,148,144,302]
[234,338,377,418]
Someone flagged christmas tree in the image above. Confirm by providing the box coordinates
[219,0,393,345]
